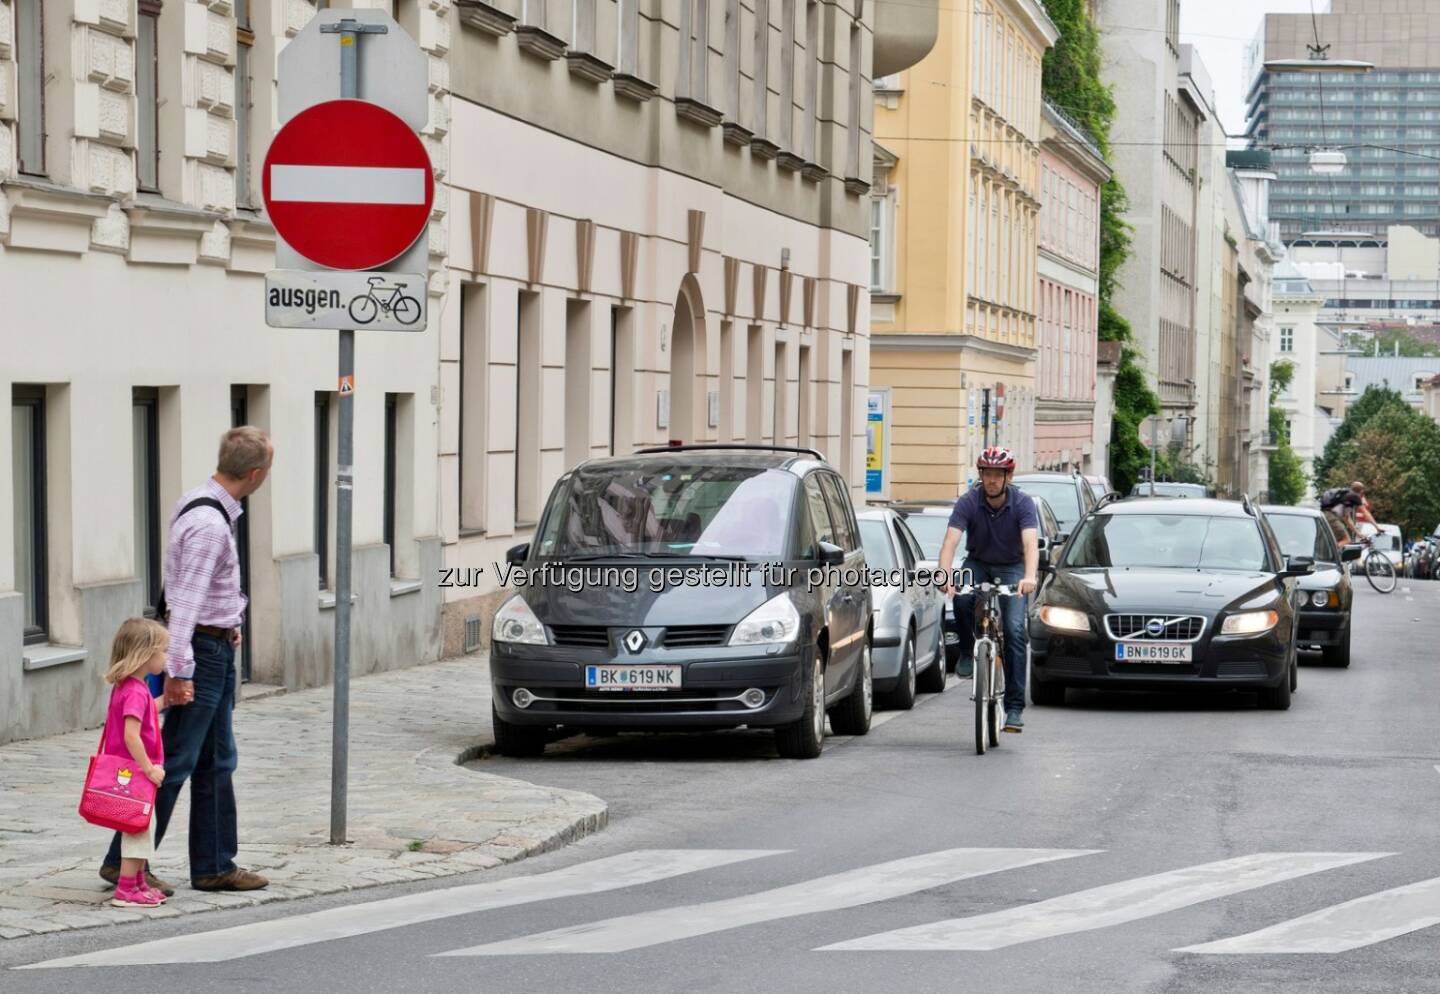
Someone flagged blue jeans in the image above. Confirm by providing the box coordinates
[104,633,239,881]
[954,560,1028,714]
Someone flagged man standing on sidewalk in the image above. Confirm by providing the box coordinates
[100,426,274,895]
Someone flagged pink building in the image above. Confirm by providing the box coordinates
[1035,103,1111,474]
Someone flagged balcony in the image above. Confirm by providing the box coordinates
[873,0,937,78]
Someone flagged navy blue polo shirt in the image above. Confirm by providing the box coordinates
[947,486,1039,566]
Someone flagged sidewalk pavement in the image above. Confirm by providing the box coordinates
[0,655,606,939]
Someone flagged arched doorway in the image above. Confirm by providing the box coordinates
[670,276,706,444]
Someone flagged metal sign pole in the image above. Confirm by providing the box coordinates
[322,17,386,847]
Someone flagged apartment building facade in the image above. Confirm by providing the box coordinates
[868,0,1054,500]
[1034,102,1109,474]
[1100,0,1205,425]
[1,0,939,740]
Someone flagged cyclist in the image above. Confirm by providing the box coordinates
[1350,481,1376,527]
[1320,486,1362,547]
[938,446,1039,734]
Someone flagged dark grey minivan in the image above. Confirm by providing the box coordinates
[489,445,874,759]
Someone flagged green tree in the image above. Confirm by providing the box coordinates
[1041,0,1160,495]
[1266,361,1307,505]
[1312,385,1409,490]
[1323,404,1440,538]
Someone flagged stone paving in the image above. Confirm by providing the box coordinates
[0,655,606,939]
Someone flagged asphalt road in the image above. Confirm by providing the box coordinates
[6,581,1440,994]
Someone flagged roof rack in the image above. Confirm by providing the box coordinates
[1095,491,1123,511]
[632,443,827,460]
[1240,492,1256,517]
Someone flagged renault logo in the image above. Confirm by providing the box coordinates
[1145,618,1167,637]
[622,629,648,653]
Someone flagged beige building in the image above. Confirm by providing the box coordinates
[0,0,939,741]
[868,0,1055,500]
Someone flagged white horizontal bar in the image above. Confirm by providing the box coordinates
[269,165,427,205]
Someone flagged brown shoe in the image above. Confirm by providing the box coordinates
[192,867,269,892]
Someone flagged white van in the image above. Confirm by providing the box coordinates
[1358,522,1404,569]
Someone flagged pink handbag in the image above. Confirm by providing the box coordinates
[78,708,157,835]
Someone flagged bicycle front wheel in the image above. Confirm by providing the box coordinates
[1365,552,1397,593]
[974,642,990,755]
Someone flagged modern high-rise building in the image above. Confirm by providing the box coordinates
[1245,0,1440,243]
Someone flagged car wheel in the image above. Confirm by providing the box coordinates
[491,704,548,758]
[883,632,918,710]
[1322,623,1352,668]
[829,640,874,736]
[917,624,947,694]
[776,652,825,759]
[1260,663,1293,711]
[1031,678,1066,707]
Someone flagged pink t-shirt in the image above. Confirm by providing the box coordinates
[102,677,164,766]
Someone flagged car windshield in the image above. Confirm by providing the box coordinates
[1064,514,1270,572]
[1267,513,1334,563]
[1132,482,1206,498]
[1013,481,1081,529]
[534,464,796,559]
[900,513,950,559]
[858,520,897,570]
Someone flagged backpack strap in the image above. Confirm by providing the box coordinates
[156,496,232,621]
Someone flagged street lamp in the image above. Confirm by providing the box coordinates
[1264,43,1374,75]
[1309,150,1347,174]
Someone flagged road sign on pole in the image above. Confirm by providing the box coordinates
[262,100,434,272]
[266,10,428,848]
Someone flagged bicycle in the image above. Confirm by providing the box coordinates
[1356,535,1398,594]
[348,276,422,326]
[955,582,1022,755]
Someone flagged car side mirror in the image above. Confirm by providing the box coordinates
[1036,536,1050,553]
[1283,555,1315,577]
[817,541,845,566]
[506,542,530,565]
[1341,544,1364,563]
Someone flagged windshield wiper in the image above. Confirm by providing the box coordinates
[553,552,655,561]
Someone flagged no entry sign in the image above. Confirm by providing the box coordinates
[262,99,434,271]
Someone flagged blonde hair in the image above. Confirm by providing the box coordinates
[104,618,170,685]
[218,425,271,479]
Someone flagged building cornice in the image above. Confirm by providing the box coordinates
[872,332,1037,362]
[1040,104,1112,184]
[995,0,1060,50]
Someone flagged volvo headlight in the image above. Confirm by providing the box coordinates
[729,594,802,646]
[1039,606,1090,633]
[492,595,550,645]
[1220,610,1278,636]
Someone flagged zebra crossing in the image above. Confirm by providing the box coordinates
[19,847,1440,970]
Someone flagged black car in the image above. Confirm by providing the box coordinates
[489,445,873,759]
[1260,505,1363,667]
[1029,497,1313,710]
[1010,471,1097,539]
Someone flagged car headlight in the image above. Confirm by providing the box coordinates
[1220,609,1279,636]
[1038,606,1090,633]
[729,593,802,646]
[1309,590,1330,608]
[492,595,550,645]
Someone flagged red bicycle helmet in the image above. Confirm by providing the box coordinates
[977,446,1016,471]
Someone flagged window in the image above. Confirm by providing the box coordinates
[565,300,592,468]
[773,338,788,443]
[136,2,161,192]
[752,0,769,139]
[818,473,857,550]
[314,391,330,588]
[1279,326,1294,353]
[15,0,46,175]
[617,0,639,75]
[384,393,398,576]
[235,0,255,206]
[845,22,862,179]
[839,347,854,479]
[515,291,541,525]
[459,283,487,532]
[778,0,795,146]
[13,386,48,643]
[797,344,812,449]
[133,389,161,615]
[803,475,836,548]
[723,0,742,121]
[677,0,709,101]
[801,0,819,159]
[571,0,596,52]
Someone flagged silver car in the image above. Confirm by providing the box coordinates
[856,509,948,709]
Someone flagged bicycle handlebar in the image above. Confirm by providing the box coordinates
[952,583,1025,596]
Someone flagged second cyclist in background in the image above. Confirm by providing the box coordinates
[938,447,1039,734]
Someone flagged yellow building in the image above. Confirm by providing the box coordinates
[867,0,1057,500]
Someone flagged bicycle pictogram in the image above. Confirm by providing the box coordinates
[348,276,422,326]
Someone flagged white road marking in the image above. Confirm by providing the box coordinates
[269,165,428,204]
[1178,875,1440,954]
[18,850,781,969]
[819,852,1392,952]
[439,847,1096,956]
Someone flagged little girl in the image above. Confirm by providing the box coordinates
[100,618,170,908]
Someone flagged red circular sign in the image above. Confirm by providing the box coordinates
[262,100,434,271]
